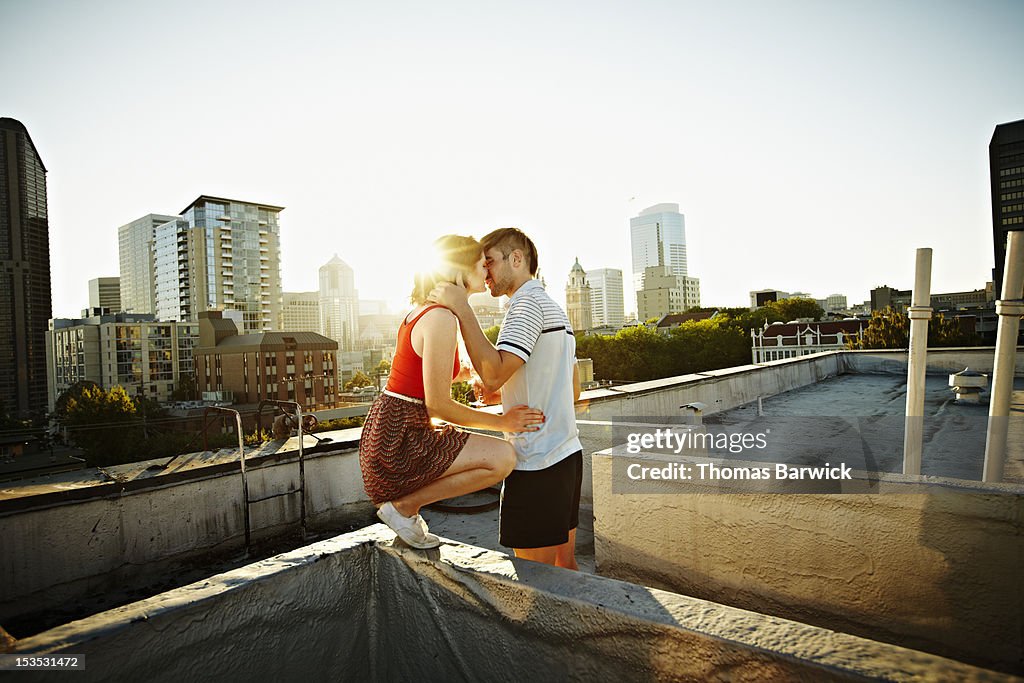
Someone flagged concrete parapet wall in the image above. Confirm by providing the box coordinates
[592,450,1024,674]
[12,527,1005,682]
[577,353,846,423]
[0,438,373,623]
[843,346,1017,376]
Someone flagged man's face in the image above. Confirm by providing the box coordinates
[483,247,514,297]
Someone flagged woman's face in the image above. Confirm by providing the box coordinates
[463,253,488,293]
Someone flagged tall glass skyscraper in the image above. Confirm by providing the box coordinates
[179,196,283,334]
[319,255,359,351]
[630,203,687,298]
[119,198,283,332]
[0,118,51,420]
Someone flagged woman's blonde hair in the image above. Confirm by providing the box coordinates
[410,234,482,305]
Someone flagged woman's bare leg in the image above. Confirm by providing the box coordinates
[391,433,515,517]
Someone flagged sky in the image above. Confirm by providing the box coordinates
[2,0,1023,319]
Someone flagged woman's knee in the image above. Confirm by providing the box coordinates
[494,441,516,477]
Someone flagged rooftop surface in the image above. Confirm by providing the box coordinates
[704,373,1024,482]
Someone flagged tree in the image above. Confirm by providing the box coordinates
[770,297,824,322]
[345,371,374,391]
[484,325,501,345]
[171,374,199,401]
[51,380,101,422]
[848,307,981,349]
[60,385,143,465]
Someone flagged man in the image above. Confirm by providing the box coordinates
[433,228,582,569]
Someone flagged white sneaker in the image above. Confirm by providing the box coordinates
[376,502,441,549]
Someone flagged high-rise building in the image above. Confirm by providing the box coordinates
[88,277,121,312]
[151,218,192,322]
[990,119,1024,296]
[282,292,322,334]
[586,268,625,329]
[180,196,283,333]
[0,118,51,420]
[637,265,700,321]
[565,258,593,333]
[630,203,687,297]
[319,255,359,352]
[118,214,179,315]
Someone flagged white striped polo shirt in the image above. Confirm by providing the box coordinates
[496,279,582,471]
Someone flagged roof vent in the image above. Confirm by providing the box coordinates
[949,367,987,404]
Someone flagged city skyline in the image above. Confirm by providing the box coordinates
[2,1,1023,319]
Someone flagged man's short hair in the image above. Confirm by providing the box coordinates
[480,228,539,276]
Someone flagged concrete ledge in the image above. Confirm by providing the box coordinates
[11,526,1010,681]
[0,436,374,623]
[592,449,1024,674]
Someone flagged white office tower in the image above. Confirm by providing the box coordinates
[319,255,359,352]
[152,218,192,322]
[586,268,625,329]
[118,214,179,314]
[630,203,687,298]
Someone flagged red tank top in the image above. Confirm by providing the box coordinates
[385,305,461,399]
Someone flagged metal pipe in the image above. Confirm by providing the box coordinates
[983,231,1024,483]
[204,407,248,550]
[903,248,933,476]
[296,404,307,540]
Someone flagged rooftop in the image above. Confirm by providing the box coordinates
[2,347,1022,677]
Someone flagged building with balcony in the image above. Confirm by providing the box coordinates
[117,214,179,315]
[44,312,198,410]
[117,197,284,333]
[180,196,283,333]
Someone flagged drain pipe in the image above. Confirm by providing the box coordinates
[903,248,933,476]
[983,231,1024,483]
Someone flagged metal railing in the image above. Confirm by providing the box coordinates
[203,404,308,552]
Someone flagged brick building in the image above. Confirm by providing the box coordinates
[194,311,338,410]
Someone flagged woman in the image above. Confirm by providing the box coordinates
[359,235,544,548]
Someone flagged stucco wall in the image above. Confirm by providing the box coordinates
[843,347,1018,376]
[592,450,1024,674]
[576,353,846,424]
[11,527,1002,682]
[0,441,373,622]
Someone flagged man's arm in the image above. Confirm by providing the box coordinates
[431,282,525,393]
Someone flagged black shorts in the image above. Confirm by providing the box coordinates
[499,450,583,549]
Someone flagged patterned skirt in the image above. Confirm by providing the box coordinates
[359,392,470,505]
